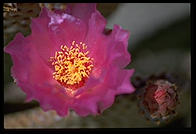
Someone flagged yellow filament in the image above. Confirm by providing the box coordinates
[50,41,93,87]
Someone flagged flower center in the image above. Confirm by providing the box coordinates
[50,41,94,91]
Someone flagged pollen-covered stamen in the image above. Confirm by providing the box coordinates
[50,41,94,90]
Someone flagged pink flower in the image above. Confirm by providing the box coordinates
[4,3,135,117]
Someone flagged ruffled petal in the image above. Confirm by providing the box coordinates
[103,63,135,93]
[106,25,131,68]
[4,33,71,116]
[83,9,108,67]
[84,13,130,69]
[115,69,135,95]
[71,95,100,116]
[97,89,116,113]
[29,8,57,64]
[71,85,116,116]
[5,33,54,84]
[29,7,87,64]
[66,3,96,23]
[19,82,70,116]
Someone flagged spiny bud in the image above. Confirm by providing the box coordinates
[138,79,178,124]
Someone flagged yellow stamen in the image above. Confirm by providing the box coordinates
[50,41,94,90]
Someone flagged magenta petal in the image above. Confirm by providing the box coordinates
[84,9,108,67]
[107,25,131,68]
[71,96,100,116]
[5,33,34,83]
[112,24,130,45]
[103,64,135,93]
[4,33,70,116]
[71,68,134,116]
[29,8,59,63]
[5,33,53,85]
[71,85,114,116]
[97,89,116,113]
[71,85,116,116]
[115,69,135,95]
[19,82,69,116]
[66,3,96,22]
[29,7,87,63]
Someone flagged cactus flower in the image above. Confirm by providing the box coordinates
[4,3,135,117]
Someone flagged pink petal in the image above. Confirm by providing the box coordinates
[106,24,131,68]
[20,82,70,116]
[66,3,96,23]
[29,7,87,64]
[71,69,134,116]
[83,9,108,67]
[71,95,100,116]
[115,69,135,95]
[103,64,135,94]
[4,33,71,116]
[71,85,116,116]
[97,89,116,113]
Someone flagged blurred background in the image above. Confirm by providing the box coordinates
[4,3,191,128]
